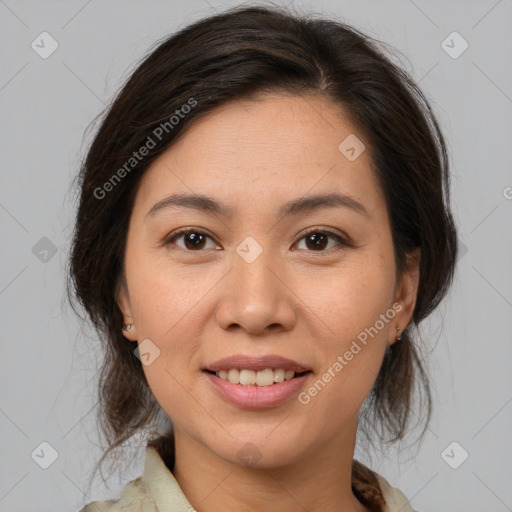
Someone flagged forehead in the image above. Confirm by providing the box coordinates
[134,93,385,219]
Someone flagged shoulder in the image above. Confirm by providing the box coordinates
[373,471,418,512]
[79,501,117,512]
[352,459,418,512]
[79,476,157,512]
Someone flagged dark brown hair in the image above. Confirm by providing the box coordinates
[68,3,458,483]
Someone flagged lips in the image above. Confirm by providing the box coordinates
[203,354,312,373]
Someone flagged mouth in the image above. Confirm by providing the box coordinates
[202,359,313,409]
[202,354,313,408]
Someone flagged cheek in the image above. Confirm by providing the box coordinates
[293,254,395,411]
[126,257,222,413]
[130,282,206,428]
[295,253,396,344]
[296,294,391,429]
[128,251,214,342]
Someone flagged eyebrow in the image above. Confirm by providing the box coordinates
[145,192,369,220]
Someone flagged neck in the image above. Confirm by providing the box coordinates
[171,418,370,512]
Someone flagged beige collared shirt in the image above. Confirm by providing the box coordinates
[81,446,417,512]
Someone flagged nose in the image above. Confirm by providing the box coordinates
[215,247,296,335]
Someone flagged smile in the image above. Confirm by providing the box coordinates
[203,369,312,409]
[211,368,308,386]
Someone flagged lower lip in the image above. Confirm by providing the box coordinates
[203,371,311,409]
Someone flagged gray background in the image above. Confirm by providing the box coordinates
[1,0,511,510]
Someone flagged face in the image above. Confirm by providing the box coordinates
[117,93,419,468]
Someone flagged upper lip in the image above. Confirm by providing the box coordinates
[203,354,312,373]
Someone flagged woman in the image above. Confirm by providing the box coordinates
[69,5,458,512]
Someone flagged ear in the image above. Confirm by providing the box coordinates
[390,248,420,346]
[116,277,137,341]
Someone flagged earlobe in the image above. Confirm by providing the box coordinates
[116,278,137,341]
[122,322,135,334]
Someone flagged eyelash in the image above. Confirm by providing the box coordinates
[164,226,352,253]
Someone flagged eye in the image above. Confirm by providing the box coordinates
[164,227,351,253]
[164,229,221,251]
[294,227,351,252]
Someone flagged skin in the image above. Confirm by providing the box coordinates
[117,93,420,512]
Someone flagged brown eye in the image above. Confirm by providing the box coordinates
[166,229,220,251]
[295,229,350,252]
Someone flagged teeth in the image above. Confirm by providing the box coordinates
[215,368,301,386]
[227,369,240,384]
[256,368,274,386]
[273,368,285,383]
[239,369,256,385]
